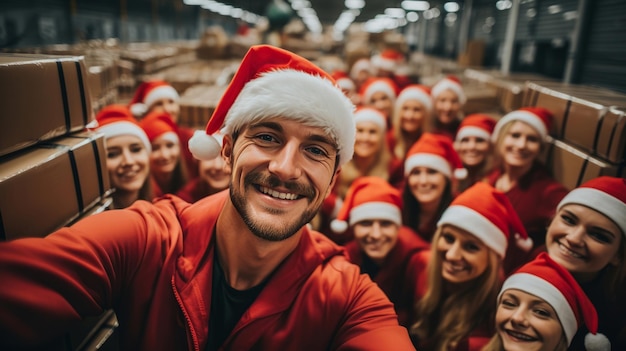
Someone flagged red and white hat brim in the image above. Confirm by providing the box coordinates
[404,153,451,178]
[558,187,626,236]
[363,81,396,105]
[396,89,433,113]
[437,205,508,257]
[432,79,466,104]
[501,273,577,344]
[455,126,492,142]
[492,110,548,142]
[98,121,151,152]
[349,202,402,227]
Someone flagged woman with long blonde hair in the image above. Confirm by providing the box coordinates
[410,182,531,351]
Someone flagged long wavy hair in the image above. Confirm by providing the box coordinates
[411,226,502,351]
[401,177,453,239]
[390,99,432,161]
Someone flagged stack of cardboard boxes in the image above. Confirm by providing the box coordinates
[0,53,117,350]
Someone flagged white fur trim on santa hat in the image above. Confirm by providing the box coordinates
[363,81,396,104]
[501,273,578,344]
[348,202,402,227]
[350,59,372,80]
[130,103,148,117]
[558,187,626,236]
[432,79,466,104]
[396,89,433,114]
[492,110,548,142]
[455,126,492,142]
[372,54,396,72]
[222,69,356,166]
[404,153,451,178]
[98,121,151,152]
[144,85,179,108]
[355,109,386,131]
[438,205,508,257]
[156,131,179,144]
[336,77,355,91]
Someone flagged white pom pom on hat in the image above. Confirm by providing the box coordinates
[189,45,356,165]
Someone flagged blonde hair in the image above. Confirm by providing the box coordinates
[492,120,548,172]
[391,99,432,160]
[336,127,393,199]
[411,226,502,351]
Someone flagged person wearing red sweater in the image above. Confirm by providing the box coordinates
[410,182,530,351]
[485,107,568,274]
[333,176,429,327]
[0,45,415,351]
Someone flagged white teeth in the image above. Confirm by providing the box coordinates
[507,330,535,341]
[260,186,298,200]
[559,243,583,258]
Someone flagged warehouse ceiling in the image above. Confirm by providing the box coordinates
[218,0,464,27]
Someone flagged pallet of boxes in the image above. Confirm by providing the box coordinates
[0,53,119,351]
[523,81,626,189]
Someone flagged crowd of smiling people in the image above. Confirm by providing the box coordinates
[89,47,624,351]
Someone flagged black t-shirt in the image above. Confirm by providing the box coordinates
[205,256,266,351]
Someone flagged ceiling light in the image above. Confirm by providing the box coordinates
[401,1,430,12]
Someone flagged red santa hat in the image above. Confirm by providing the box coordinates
[371,48,405,72]
[395,84,433,114]
[129,80,179,117]
[501,252,610,350]
[404,133,467,179]
[331,70,356,92]
[557,176,626,236]
[360,77,398,105]
[330,176,402,233]
[431,75,466,104]
[91,104,151,152]
[188,45,355,166]
[139,111,180,144]
[354,107,387,131]
[350,57,373,80]
[492,106,553,142]
[455,113,497,142]
[438,182,532,257]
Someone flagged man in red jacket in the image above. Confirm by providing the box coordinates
[0,45,415,350]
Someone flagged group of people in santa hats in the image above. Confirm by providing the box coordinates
[79,44,623,351]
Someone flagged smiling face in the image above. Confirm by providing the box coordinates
[199,154,231,191]
[354,120,384,159]
[149,134,181,176]
[105,135,150,195]
[498,121,542,169]
[436,224,490,283]
[434,89,461,125]
[407,166,448,207]
[496,289,565,351]
[546,203,622,282]
[353,219,400,265]
[368,91,394,118]
[149,98,180,122]
[456,135,491,167]
[224,118,339,242]
[399,99,427,134]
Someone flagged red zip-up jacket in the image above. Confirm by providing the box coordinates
[0,191,415,350]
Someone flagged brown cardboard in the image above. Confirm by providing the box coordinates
[0,53,93,157]
[564,97,606,154]
[0,132,111,241]
[544,139,622,190]
[597,107,626,163]
[526,82,570,138]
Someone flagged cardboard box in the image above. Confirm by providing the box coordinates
[0,132,111,241]
[0,53,93,157]
[596,106,626,163]
[543,139,623,190]
[178,84,226,128]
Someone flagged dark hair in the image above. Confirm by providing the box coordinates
[401,177,453,240]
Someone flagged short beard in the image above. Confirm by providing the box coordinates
[230,171,319,242]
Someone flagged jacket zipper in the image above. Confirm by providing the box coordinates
[172,277,200,351]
